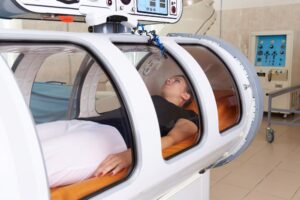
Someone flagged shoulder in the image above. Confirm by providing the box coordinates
[151,95,164,101]
[179,109,199,128]
[151,95,170,106]
[185,109,198,118]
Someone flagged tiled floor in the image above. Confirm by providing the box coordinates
[210,114,300,200]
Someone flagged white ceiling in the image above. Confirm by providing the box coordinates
[213,0,300,10]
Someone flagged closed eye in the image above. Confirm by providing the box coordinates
[174,78,181,83]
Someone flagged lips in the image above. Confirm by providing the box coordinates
[163,84,171,88]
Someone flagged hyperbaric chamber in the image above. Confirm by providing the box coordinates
[0,29,263,200]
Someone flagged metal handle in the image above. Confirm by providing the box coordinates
[268,70,272,82]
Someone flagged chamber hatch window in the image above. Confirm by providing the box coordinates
[182,44,241,132]
[117,44,202,159]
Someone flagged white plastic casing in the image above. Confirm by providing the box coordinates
[15,0,182,25]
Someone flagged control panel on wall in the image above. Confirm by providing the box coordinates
[250,31,293,84]
[255,35,287,67]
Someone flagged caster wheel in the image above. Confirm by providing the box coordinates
[266,128,274,143]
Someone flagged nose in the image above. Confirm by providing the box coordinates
[165,78,172,85]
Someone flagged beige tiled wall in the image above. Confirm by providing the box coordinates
[207,3,300,71]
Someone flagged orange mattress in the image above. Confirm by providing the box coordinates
[51,168,129,200]
[215,91,239,131]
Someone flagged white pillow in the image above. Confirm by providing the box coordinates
[36,120,127,187]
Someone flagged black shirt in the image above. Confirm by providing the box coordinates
[151,95,199,137]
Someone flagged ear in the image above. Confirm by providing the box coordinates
[181,92,191,101]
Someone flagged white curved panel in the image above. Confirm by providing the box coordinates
[79,62,103,117]
[14,54,49,105]
[0,55,49,200]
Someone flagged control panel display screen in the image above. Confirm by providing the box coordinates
[255,35,287,67]
[137,0,168,15]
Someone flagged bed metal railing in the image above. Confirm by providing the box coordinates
[266,84,300,143]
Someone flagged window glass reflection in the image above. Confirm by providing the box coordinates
[182,45,241,132]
